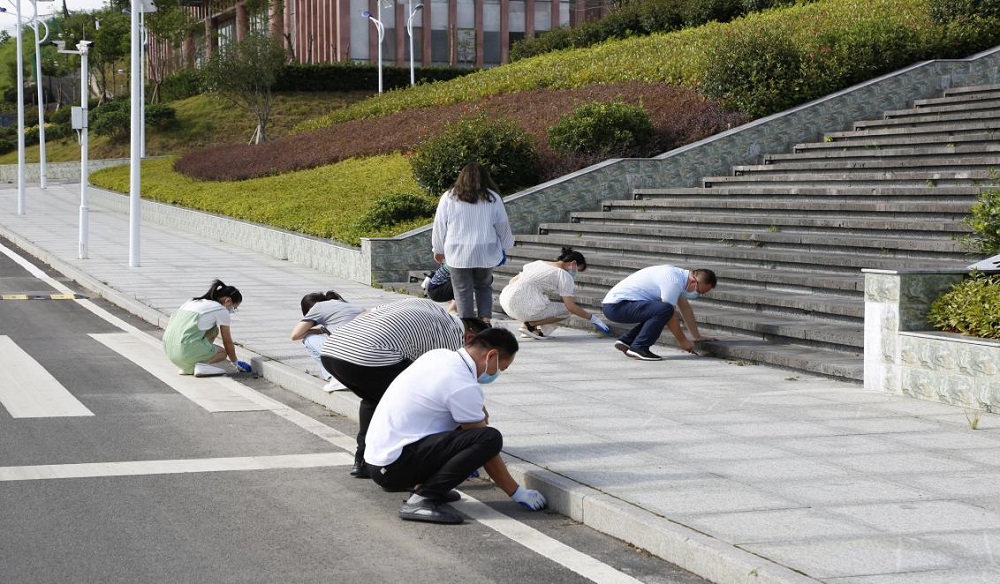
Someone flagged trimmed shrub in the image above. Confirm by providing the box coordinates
[411,115,540,196]
[91,108,131,141]
[145,102,178,130]
[682,0,744,26]
[701,24,801,118]
[963,187,1000,256]
[159,68,205,102]
[929,0,1000,23]
[928,273,1000,339]
[354,192,437,233]
[548,100,654,157]
[0,138,14,155]
[274,62,478,92]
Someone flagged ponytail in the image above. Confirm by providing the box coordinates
[554,247,587,271]
[195,279,243,304]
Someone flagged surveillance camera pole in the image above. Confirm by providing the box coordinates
[56,40,92,258]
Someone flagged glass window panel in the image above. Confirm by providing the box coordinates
[456,28,475,65]
[534,1,551,32]
[483,2,500,31]
[483,30,500,65]
[431,0,449,28]
[508,1,525,32]
[457,0,474,28]
[431,29,449,64]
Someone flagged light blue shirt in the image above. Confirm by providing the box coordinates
[431,189,514,268]
[602,265,690,306]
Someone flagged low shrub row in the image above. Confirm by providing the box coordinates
[274,63,479,92]
[510,0,801,62]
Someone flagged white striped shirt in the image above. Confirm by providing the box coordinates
[431,189,514,268]
[321,298,465,367]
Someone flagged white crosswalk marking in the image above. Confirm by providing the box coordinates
[0,336,94,418]
[90,333,272,413]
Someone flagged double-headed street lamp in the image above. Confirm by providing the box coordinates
[53,39,91,259]
[123,0,155,159]
[405,1,423,87]
[362,8,385,93]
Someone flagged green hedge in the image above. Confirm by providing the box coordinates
[273,62,479,92]
[411,115,540,196]
[548,100,654,156]
[928,273,1000,339]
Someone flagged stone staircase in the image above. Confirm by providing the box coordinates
[488,84,1000,381]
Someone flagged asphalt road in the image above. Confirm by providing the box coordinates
[0,239,708,584]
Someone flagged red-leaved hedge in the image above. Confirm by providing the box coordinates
[173,82,745,183]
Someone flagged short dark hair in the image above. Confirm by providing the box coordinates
[555,247,587,271]
[692,269,717,288]
[467,327,519,357]
[300,290,344,315]
[461,318,490,335]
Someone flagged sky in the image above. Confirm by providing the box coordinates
[3,0,110,34]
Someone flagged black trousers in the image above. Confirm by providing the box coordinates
[366,427,503,500]
[320,356,412,465]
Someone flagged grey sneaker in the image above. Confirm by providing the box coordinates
[625,347,662,361]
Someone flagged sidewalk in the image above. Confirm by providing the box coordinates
[3,183,999,584]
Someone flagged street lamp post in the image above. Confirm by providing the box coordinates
[14,0,26,214]
[33,10,50,188]
[129,0,141,267]
[124,2,155,159]
[406,2,423,87]
[54,40,91,259]
[362,8,384,93]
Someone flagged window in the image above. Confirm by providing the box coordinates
[431,29,449,64]
[483,30,499,65]
[456,28,476,66]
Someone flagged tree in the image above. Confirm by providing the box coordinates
[202,31,288,144]
[144,2,200,103]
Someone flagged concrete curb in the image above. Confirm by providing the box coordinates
[0,219,817,584]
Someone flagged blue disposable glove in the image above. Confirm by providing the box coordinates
[589,314,612,335]
[235,360,252,373]
[511,486,547,511]
[498,250,507,266]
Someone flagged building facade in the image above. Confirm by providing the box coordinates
[165,0,608,71]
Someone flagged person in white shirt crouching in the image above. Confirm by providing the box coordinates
[364,327,546,524]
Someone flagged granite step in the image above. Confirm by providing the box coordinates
[539,220,968,256]
[853,108,1000,131]
[605,196,975,218]
[885,97,1000,119]
[631,185,983,202]
[766,142,1000,164]
[823,119,1000,141]
[730,154,1000,176]
[793,131,1000,153]
[701,169,993,188]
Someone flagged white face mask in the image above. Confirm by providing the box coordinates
[681,290,699,300]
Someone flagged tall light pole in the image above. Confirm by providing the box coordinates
[129,0,141,267]
[54,39,91,259]
[123,1,155,159]
[362,8,384,93]
[14,0,26,214]
[406,2,423,87]
[32,8,52,188]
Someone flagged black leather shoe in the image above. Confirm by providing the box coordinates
[440,490,461,503]
[350,463,370,479]
[399,500,463,524]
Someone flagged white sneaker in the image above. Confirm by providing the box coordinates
[194,363,227,377]
[518,323,548,340]
[539,324,558,337]
[323,379,347,392]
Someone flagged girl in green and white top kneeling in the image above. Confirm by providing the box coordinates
[163,279,250,377]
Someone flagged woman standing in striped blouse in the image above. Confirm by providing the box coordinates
[431,162,514,324]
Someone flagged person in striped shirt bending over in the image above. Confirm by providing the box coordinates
[320,297,489,478]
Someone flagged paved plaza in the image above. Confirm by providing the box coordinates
[2,183,999,584]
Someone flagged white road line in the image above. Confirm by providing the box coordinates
[453,495,645,584]
[0,452,353,481]
[90,333,269,413]
[0,336,94,418]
